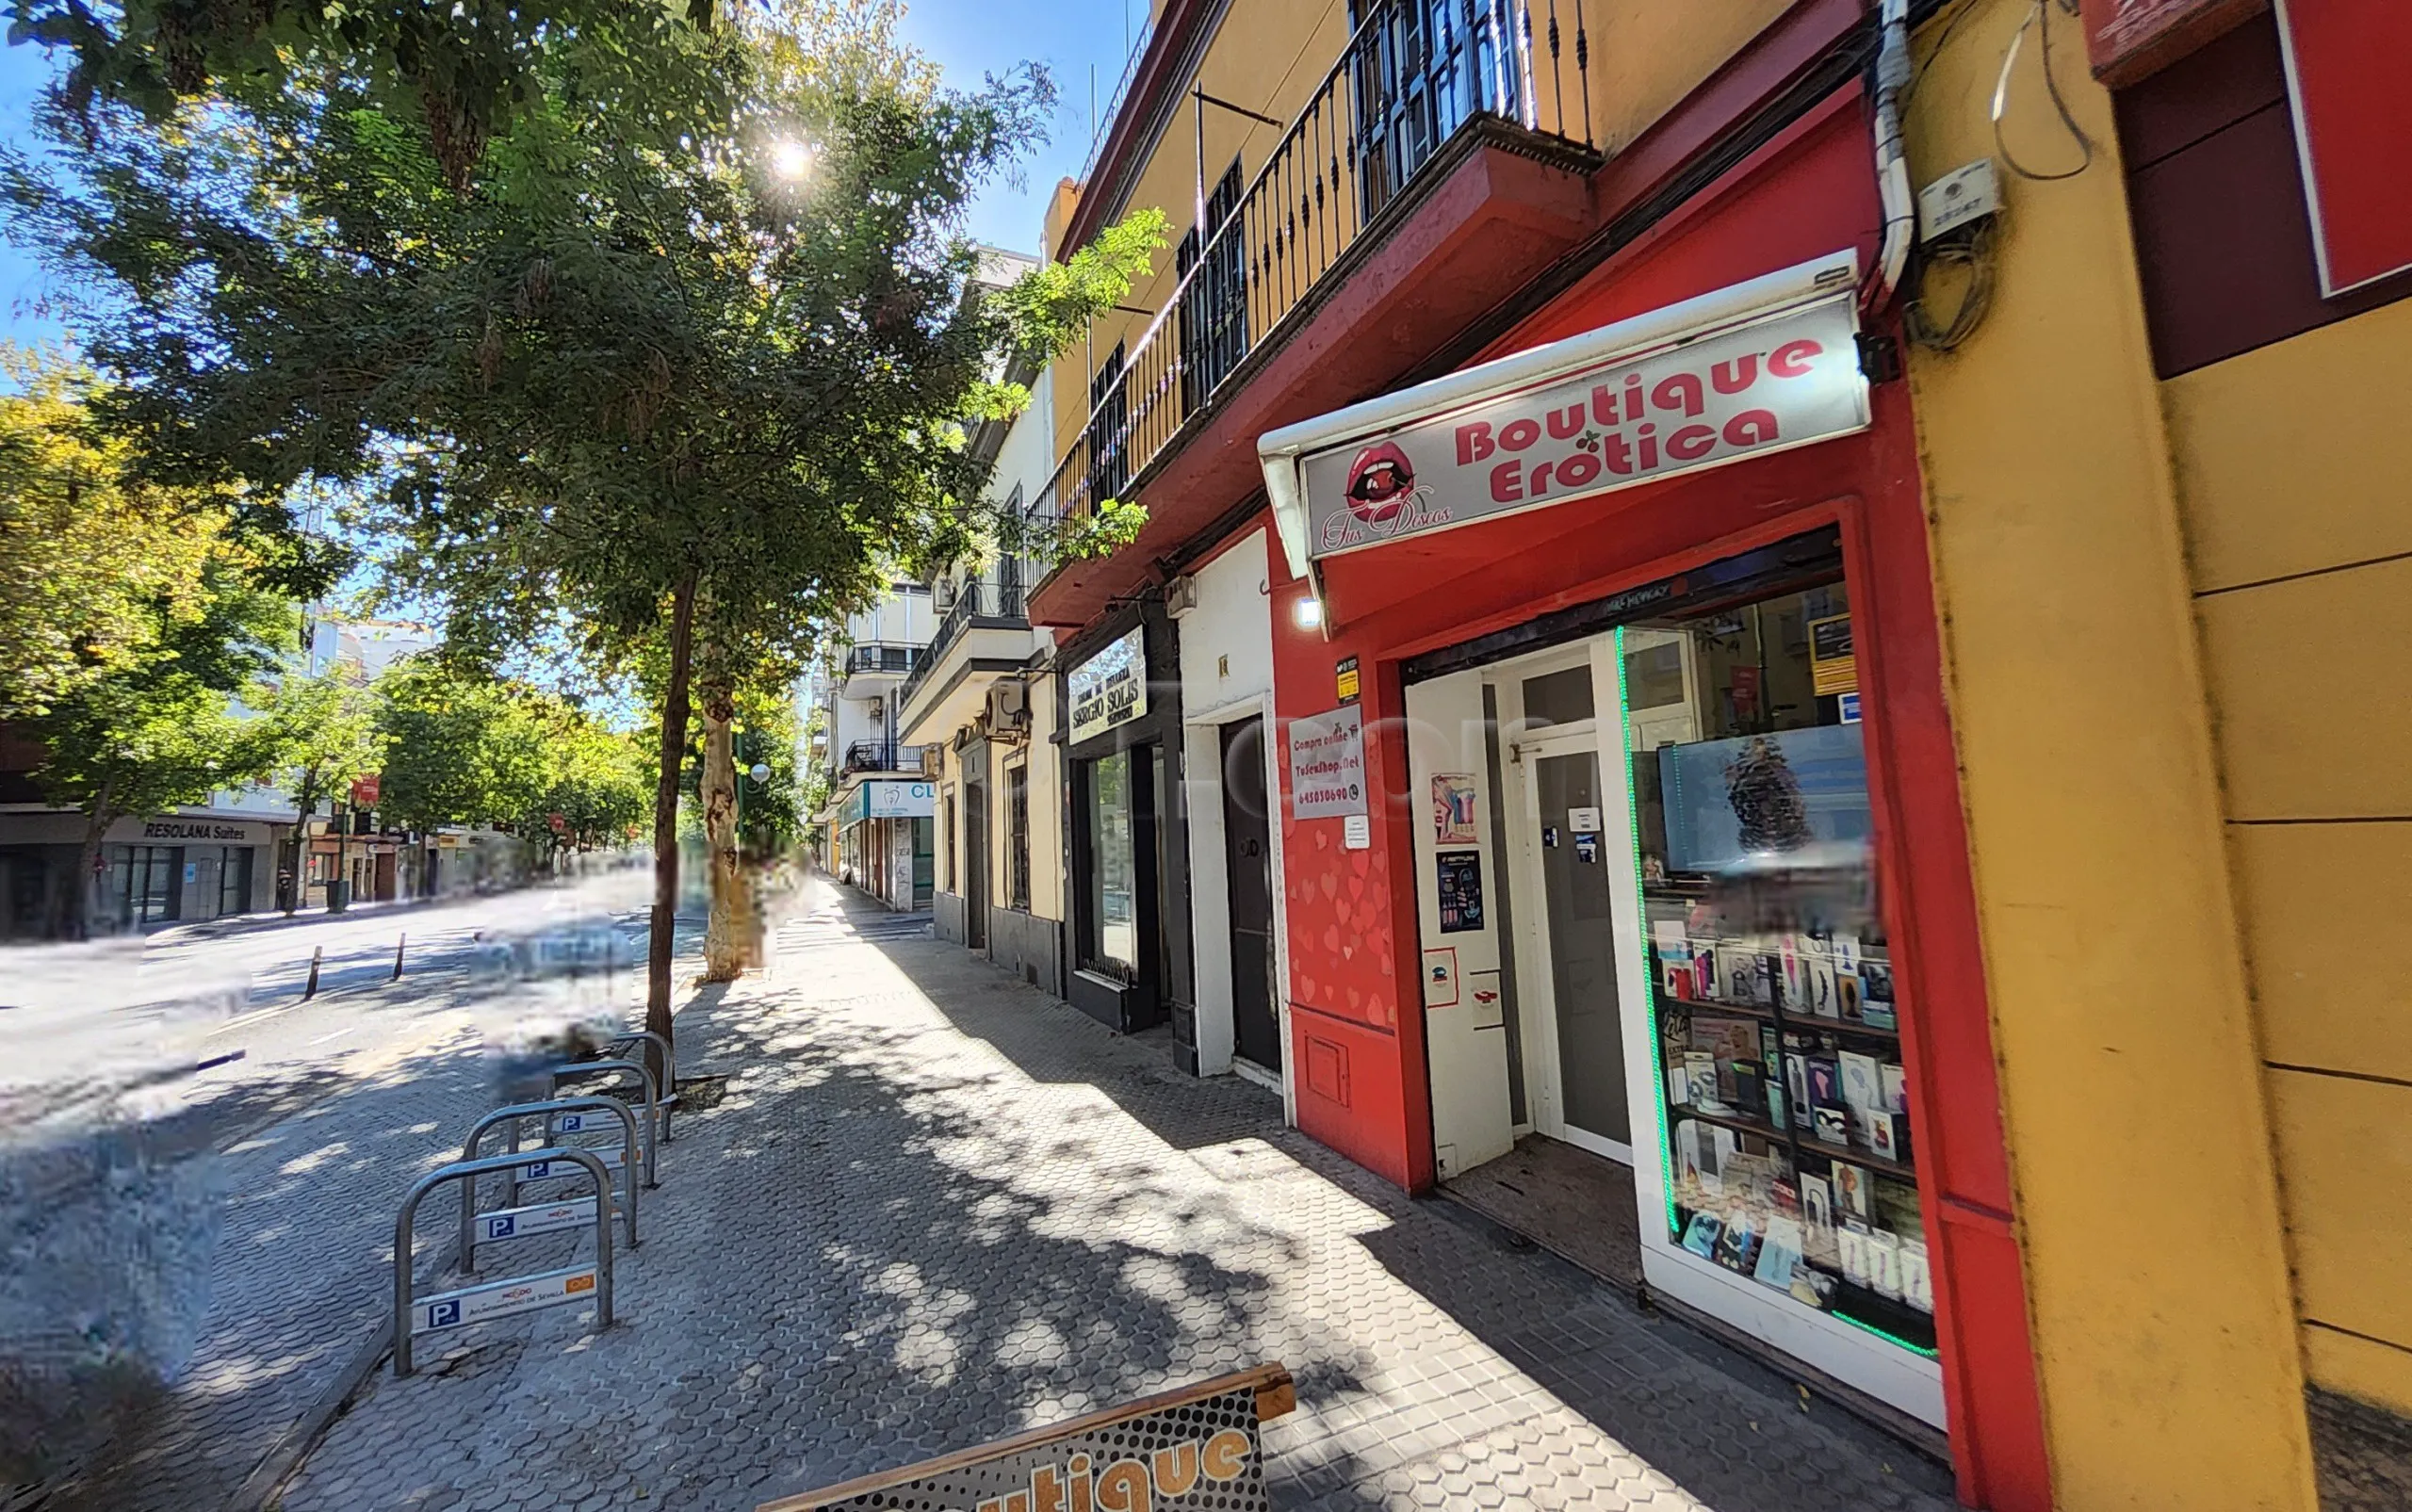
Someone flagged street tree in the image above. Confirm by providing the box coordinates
[7,0,1163,1057]
[23,555,293,936]
[236,667,389,912]
[0,349,223,720]
[3,0,719,190]
[372,658,551,835]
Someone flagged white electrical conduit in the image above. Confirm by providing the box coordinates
[1869,0,1917,309]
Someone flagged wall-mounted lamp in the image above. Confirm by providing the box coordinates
[1293,595,1323,629]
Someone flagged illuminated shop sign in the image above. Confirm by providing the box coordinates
[1260,253,1871,577]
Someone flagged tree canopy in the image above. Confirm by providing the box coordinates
[5,0,1163,1021]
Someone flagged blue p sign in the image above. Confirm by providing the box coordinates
[524,1160,550,1179]
[426,1299,461,1329]
[485,1215,517,1239]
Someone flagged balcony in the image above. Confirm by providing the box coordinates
[898,577,1035,744]
[839,642,922,698]
[839,740,929,775]
[1028,0,1603,626]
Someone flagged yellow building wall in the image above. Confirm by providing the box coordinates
[1899,0,2316,1506]
[1040,0,1801,502]
[2165,278,2412,1419]
[1045,0,1351,471]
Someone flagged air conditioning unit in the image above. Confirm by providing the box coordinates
[986,679,1031,740]
[1164,575,1199,617]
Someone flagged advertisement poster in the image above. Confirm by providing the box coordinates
[1287,706,1366,819]
[1436,853,1485,934]
[1808,612,1855,696]
[1431,772,1478,844]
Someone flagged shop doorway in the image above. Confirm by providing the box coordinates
[1521,731,1633,1161]
[1403,642,1643,1287]
[1219,717,1280,1073]
[965,753,989,951]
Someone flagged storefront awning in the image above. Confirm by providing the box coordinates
[1257,251,1869,587]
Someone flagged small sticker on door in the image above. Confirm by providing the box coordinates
[1575,834,1600,865]
[1568,805,1602,834]
[1542,826,1559,848]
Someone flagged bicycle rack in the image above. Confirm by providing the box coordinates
[544,1056,660,1188]
[605,1030,677,1141]
[458,1097,641,1273]
[394,1146,613,1378]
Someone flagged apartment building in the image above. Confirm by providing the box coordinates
[972,0,2412,1506]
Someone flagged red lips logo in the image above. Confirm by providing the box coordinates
[1345,442,1415,523]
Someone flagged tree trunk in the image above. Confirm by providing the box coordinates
[646,571,698,1069]
[699,688,748,982]
[62,776,115,941]
[285,772,318,915]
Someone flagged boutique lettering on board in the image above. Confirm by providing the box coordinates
[1302,296,1868,561]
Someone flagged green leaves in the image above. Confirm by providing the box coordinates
[986,207,1169,366]
[372,658,647,844]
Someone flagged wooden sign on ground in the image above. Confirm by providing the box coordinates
[757,1363,1297,1512]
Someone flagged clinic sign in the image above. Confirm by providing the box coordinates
[1293,295,1866,561]
[1068,628,1148,745]
[853,781,937,821]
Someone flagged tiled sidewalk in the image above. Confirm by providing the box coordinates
[271,880,1952,1512]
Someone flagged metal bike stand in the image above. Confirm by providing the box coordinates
[607,1030,678,1141]
[394,1146,613,1378]
[458,1097,641,1272]
[544,1056,660,1188]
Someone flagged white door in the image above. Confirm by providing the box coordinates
[1513,719,1635,1166]
[1403,671,1516,1179]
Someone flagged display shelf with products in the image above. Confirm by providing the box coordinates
[1618,577,1937,1358]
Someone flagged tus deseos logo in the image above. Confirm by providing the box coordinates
[1344,441,1414,522]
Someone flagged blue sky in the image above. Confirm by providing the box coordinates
[0,0,1142,351]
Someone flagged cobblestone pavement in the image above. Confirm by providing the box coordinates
[274,878,1955,1512]
[26,920,698,1512]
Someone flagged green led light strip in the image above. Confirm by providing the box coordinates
[1834,1308,1942,1359]
[1613,626,1682,1241]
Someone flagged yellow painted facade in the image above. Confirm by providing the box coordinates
[2165,223,2412,1421]
[1037,0,1796,498]
[1899,0,2319,1505]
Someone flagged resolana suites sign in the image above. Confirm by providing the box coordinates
[1258,255,1872,576]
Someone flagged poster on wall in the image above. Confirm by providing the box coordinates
[1067,627,1148,745]
[1435,853,1485,934]
[1431,773,1478,844]
[1288,706,1366,819]
[1809,612,1856,696]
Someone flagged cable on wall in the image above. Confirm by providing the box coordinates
[1991,0,2094,182]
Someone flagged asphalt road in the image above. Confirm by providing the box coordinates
[0,866,706,1107]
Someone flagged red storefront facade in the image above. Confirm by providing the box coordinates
[1254,94,2049,1510]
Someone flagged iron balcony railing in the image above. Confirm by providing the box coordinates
[1035,0,1595,552]
[898,577,1030,711]
[843,644,921,677]
[841,740,927,774]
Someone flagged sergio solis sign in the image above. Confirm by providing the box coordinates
[1300,295,1869,561]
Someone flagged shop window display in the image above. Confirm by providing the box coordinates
[1618,576,1935,1355]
